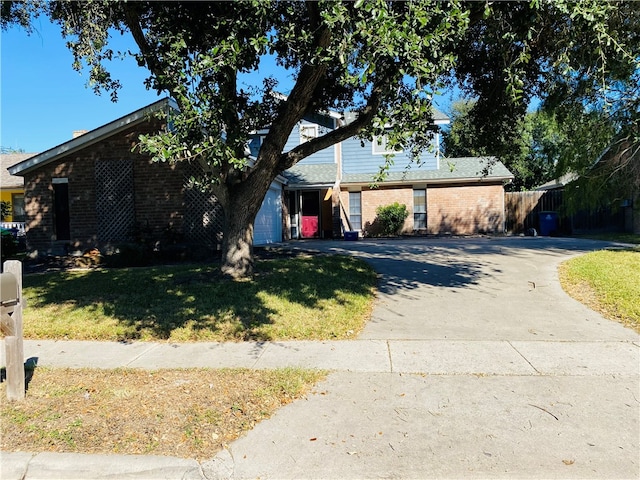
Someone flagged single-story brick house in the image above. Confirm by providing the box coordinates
[8,99,286,256]
[8,98,513,256]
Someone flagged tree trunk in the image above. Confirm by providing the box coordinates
[220,198,255,278]
[219,179,268,278]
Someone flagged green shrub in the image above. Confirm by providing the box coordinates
[1,201,11,221]
[375,202,409,236]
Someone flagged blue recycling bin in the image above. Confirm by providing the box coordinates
[344,231,359,241]
[538,211,558,236]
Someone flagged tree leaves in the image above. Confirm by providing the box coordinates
[5,0,638,273]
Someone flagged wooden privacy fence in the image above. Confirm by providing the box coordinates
[505,190,628,234]
[505,190,563,234]
[1,260,25,401]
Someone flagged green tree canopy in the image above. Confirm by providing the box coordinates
[3,0,638,276]
[442,99,616,192]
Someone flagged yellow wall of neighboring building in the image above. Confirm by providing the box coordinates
[1,189,24,222]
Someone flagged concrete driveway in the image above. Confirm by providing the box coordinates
[329,236,636,342]
[206,236,639,479]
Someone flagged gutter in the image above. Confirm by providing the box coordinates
[341,176,514,188]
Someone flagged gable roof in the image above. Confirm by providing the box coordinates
[9,98,178,177]
[1,153,36,189]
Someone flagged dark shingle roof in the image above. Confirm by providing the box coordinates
[282,164,338,187]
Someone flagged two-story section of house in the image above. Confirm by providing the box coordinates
[11,99,513,258]
[265,108,513,239]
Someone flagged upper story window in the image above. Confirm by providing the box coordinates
[372,134,403,155]
[299,125,318,144]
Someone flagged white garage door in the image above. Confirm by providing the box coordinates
[254,184,282,245]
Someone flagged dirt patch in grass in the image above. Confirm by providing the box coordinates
[1,367,326,460]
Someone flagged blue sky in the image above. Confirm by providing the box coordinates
[1,19,162,153]
[1,18,457,155]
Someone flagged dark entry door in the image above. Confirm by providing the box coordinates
[300,191,319,238]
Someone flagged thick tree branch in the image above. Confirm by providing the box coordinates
[218,66,246,185]
[122,2,171,91]
[256,2,331,168]
[278,82,387,171]
[122,5,162,77]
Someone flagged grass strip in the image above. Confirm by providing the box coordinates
[559,247,640,332]
[1,367,326,460]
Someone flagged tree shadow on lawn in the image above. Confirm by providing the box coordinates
[23,255,375,342]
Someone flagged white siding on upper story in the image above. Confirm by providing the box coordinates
[341,133,440,175]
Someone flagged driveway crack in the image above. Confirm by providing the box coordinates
[508,341,540,374]
[124,342,162,368]
[387,340,394,373]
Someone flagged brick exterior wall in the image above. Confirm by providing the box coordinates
[24,121,186,255]
[426,184,505,234]
[339,183,505,237]
[339,186,412,236]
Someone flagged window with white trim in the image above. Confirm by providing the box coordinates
[299,124,318,144]
[372,134,403,155]
[348,191,362,231]
[413,189,426,230]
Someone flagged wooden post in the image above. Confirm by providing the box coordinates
[2,260,25,401]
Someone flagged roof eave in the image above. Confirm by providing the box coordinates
[0,183,23,190]
[9,98,177,176]
[285,182,335,189]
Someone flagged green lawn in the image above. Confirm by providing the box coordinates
[559,247,640,332]
[21,255,377,342]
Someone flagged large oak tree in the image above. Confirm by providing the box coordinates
[3,0,638,276]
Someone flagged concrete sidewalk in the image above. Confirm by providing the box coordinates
[2,236,639,479]
[4,337,640,376]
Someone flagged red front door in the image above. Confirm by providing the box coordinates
[300,191,320,238]
[301,216,319,238]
